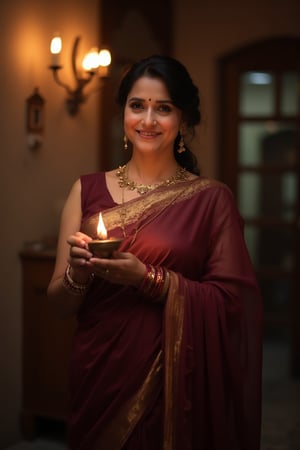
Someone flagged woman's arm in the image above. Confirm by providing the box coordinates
[47,178,94,317]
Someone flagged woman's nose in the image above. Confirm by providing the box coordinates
[142,108,157,126]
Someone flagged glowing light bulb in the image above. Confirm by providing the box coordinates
[98,49,111,67]
[98,49,111,77]
[82,47,101,71]
[50,34,62,66]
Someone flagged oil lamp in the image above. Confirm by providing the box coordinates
[88,212,122,258]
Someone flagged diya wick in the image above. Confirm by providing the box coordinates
[88,212,123,258]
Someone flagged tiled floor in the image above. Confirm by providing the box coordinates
[261,339,300,450]
[6,340,300,450]
[261,379,300,450]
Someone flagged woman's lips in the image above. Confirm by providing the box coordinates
[137,130,160,139]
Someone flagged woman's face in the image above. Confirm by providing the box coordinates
[124,76,182,155]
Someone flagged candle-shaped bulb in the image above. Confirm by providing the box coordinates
[50,34,62,66]
[97,212,107,239]
[98,49,111,77]
[98,49,111,67]
[82,47,100,71]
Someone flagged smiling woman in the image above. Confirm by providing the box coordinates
[123,76,183,166]
[47,55,263,450]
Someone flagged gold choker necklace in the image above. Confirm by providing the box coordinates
[116,164,188,195]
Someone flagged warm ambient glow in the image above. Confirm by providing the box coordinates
[97,213,107,240]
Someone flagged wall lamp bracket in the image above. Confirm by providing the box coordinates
[49,36,111,116]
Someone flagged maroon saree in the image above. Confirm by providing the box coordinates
[67,172,263,450]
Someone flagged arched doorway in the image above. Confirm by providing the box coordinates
[218,37,300,376]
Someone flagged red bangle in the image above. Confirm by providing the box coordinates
[138,264,170,302]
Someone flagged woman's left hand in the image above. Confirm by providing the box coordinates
[89,252,146,287]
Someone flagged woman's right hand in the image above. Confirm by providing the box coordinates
[66,231,94,283]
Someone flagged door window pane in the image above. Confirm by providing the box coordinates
[239,122,297,166]
[281,72,299,116]
[238,172,297,221]
[239,71,275,116]
[238,173,261,219]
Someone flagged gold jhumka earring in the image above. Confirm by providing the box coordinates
[177,130,186,153]
[124,135,128,150]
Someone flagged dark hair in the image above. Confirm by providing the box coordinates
[116,55,201,175]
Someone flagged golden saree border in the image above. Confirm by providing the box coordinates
[163,272,185,450]
[92,350,163,450]
[82,177,221,238]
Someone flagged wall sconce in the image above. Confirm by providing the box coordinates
[49,34,111,115]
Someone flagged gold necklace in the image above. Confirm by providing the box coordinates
[116,164,188,195]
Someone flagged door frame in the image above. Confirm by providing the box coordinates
[217,36,300,376]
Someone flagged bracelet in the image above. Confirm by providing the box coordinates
[138,264,170,303]
[62,264,94,296]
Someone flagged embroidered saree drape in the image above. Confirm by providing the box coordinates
[67,172,263,450]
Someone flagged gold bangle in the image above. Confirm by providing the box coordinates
[62,264,94,296]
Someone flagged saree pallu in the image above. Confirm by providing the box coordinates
[68,173,263,450]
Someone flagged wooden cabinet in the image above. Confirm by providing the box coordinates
[20,250,77,438]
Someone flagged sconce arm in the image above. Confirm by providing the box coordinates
[50,67,73,95]
[71,36,81,82]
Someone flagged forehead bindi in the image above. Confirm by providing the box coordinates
[128,76,171,102]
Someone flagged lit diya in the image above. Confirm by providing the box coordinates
[88,212,123,258]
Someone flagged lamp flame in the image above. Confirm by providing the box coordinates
[97,212,107,240]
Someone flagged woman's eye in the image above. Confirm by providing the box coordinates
[129,102,143,110]
[157,104,172,113]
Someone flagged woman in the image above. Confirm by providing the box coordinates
[47,55,263,450]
